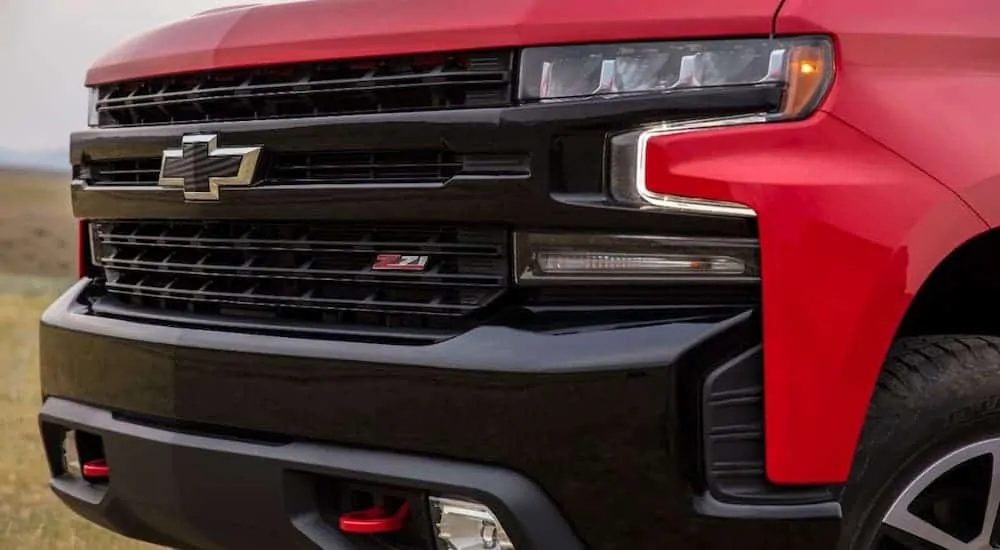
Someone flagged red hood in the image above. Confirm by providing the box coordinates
[87,0,780,85]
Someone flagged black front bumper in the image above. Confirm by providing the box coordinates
[41,398,580,550]
[40,281,841,550]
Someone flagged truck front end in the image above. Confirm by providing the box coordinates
[38,1,857,548]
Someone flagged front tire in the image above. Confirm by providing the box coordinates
[841,336,1000,549]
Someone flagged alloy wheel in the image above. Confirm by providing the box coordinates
[876,438,1000,549]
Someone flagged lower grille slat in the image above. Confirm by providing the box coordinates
[101,259,504,286]
[91,221,510,336]
[103,282,495,316]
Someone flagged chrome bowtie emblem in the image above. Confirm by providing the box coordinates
[159,134,261,201]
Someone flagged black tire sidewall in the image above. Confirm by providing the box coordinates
[842,353,1000,550]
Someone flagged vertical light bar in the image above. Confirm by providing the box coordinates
[539,61,554,99]
[594,59,617,93]
[761,49,788,82]
[671,54,703,88]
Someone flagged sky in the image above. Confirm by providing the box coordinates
[0,1,292,156]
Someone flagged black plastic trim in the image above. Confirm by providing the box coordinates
[692,492,842,520]
[69,85,777,238]
[41,398,584,550]
[40,281,845,549]
[90,295,453,345]
[47,279,752,373]
[696,345,841,515]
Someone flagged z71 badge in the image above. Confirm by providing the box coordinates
[372,254,430,271]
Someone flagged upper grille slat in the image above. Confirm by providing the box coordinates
[94,50,514,127]
[82,158,162,186]
[266,150,463,186]
[90,221,510,334]
[103,74,506,108]
[83,150,526,188]
[97,233,503,255]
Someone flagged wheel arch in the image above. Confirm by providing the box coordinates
[897,227,1000,340]
[829,213,997,484]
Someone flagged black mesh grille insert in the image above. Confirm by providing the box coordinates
[94,50,514,127]
[89,221,510,334]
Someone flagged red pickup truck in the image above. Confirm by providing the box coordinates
[38,1,1000,549]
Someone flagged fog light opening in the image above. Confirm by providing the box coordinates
[430,496,515,550]
[60,429,108,484]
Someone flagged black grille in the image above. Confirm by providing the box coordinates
[89,221,510,335]
[81,151,529,187]
[94,50,514,127]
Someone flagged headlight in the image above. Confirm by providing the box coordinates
[518,36,833,119]
[519,37,834,218]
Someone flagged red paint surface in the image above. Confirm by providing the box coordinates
[86,0,778,85]
[777,0,1000,228]
[754,0,1000,484]
[645,113,989,484]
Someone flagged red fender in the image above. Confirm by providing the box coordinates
[645,113,988,483]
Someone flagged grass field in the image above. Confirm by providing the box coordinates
[0,170,76,279]
[0,169,158,548]
[0,282,152,550]
[0,279,158,549]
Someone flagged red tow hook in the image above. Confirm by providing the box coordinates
[82,459,110,480]
[339,501,411,535]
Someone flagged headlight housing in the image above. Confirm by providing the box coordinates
[519,37,833,218]
[518,36,833,117]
